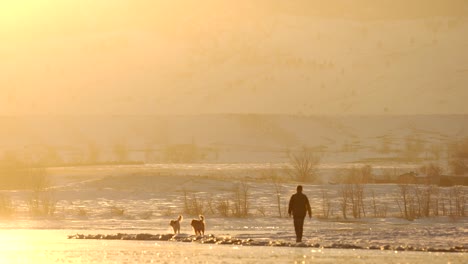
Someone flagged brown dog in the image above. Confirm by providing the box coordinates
[169,215,183,234]
[191,215,205,236]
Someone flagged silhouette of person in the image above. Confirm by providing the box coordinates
[288,185,312,242]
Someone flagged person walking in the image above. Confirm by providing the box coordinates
[288,185,312,243]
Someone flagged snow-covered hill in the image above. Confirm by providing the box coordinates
[0,114,466,163]
[0,3,467,115]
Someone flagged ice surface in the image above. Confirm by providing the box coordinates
[0,230,467,264]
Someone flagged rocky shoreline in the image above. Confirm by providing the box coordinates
[67,233,466,253]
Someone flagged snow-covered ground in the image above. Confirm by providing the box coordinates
[0,165,467,263]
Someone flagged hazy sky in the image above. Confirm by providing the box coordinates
[1,1,467,115]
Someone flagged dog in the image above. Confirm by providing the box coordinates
[191,215,205,236]
[169,215,183,234]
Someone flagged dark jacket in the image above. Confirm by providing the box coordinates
[288,192,312,218]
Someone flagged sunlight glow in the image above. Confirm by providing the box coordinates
[0,1,466,115]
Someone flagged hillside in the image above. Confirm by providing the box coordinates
[0,114,466,163]
[0,3,467,115]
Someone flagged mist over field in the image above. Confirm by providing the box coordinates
[1,1,468,116]
[0,114,467,166]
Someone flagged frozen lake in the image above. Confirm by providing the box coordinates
[0,229,466,264]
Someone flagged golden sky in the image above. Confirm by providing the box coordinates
[1,1,467,115]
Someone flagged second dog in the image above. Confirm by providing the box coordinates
[190,215,205,236]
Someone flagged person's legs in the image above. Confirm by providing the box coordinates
[293,217,299,241]
[293,216,305,242]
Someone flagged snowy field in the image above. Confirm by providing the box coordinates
[0,164,467,263]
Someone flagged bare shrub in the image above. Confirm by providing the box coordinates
[378,203,388,218]
[371,190,378,217]
[413,186,423,217]
[288,147,320,182]
[28,168,57,217]
[371,190,388,218]
[232,182,250,217]
[350,183,366,218]
[414,185,439,217]
[320,189,332,219]
[28,191,56,217]
[339,184,351,219]
[272,175,284,218]
[216,198,230,217]
[183,190,205,216]
[396,184,444,218]
[192,194,205,215]
[339,183,366,219]
[431,186,440,216]
[450,186,466,217]
[241,182,250,216]
[396,184,414,220]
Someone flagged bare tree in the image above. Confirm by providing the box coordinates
[350,183,366,218]
[321,189,332,219]
[182,189,204,216]
[216,198,230,217]
[264,168,284,218]
[451,186,466,217]
[27,167,56,217]
[396,183,429,220]
[396,184,411,220]
[371,190,378,217]
[232,182,250,217]
[273,178,283,218]
[288,147,320,182]
[339,184,351,219]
